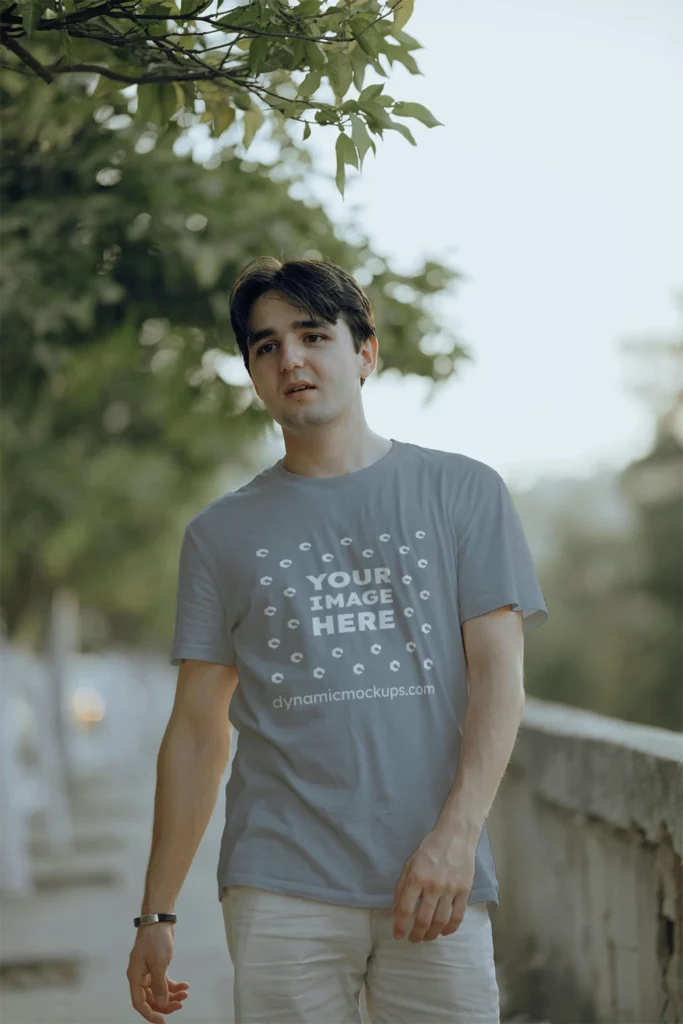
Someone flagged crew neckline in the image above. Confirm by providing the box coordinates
[269,438,401,490]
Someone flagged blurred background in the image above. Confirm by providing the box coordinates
[1,0,681,1021]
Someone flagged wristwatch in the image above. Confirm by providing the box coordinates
[134,913,177,928]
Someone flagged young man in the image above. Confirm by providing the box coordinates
[127,255,549,1024]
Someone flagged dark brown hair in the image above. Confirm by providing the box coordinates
[229,256,376,387]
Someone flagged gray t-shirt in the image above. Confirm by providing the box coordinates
[170,439,549,908]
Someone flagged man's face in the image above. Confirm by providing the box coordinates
[246,290,376,432]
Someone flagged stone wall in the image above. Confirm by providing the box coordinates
[488,698,683,1024]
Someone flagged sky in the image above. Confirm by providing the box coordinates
[285,0,683,489]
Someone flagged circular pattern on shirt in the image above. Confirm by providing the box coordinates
[399,545,410,555]
[417,558,428,568]
[268,638,280,649]
[313,667,325,679]
[322,553,334,562]
[353,663,365,675]
[341,537,352,546]
[415,530,426,539]
[390,660,400,672]
[420,590,430,600]
[287,618,300,629]
[284,588,296,597]
[370,643,382,654]
[421,623,432,634]
[299,542,311,551]
[290,652,304,663]
[380,533,391,541]
[256,549,269,557]
[280,559,292,568]
[406,641,417,652]
[271,672,283,684]
[264,606,276,616]
[404,607,415,617]
[260,576,272,586]
[402,574,412,584]
[362,549,373,558]
[423,659,433,670]
[332,647,344,658]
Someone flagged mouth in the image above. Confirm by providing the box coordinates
[284,384,316,396]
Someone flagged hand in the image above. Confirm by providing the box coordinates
[127,923,190,1023]
[392,826,477,942]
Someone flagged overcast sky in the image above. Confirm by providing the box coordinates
[291,0,683,489]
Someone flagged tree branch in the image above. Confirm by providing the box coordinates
[1,33,53,81]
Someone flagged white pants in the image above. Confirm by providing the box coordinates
[221,885,500,1023]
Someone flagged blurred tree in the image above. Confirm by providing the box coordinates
[523,320,683,731]
[618,329,683,729]
[0,0,442,196]
[0,71,468,650]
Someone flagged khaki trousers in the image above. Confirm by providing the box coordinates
[221,885,500,1023]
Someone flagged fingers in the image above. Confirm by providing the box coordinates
[394,892,467,942]
[393,883,422,938]
[440,896,468,936]
[129,967,190,1022]
[131,982,167,1024]
[402,893,440,943]
[145,984,189,1014]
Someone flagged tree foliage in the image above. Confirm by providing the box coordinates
[0,71,466,647]
[0,0,443,195]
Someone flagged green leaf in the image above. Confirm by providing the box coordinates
[389,49,421,75]
[338,130,358,170]
[349,113,375,167]
[386,118,416,145]
[135,83,179,128]
[214,103,236,134]
[335,131,359,197]
[358,83,383,104]
[352,18,384,57]
[326,51,353,106]
[391,101,444,128]
[156,82,178,125]
[19,0,49,39]
[358,98,394,131]
[390,0,414,32]
[302,121,311,141]
[296,69,322,100]
[242,102,264,150]
[248,36,271,75]
[304,40,325,70]
[335,132,346,197]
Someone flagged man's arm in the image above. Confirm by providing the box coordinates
[392,605,525,942]
[141,658,238,914]
[128,659,238,1024]
[434,604,525,842]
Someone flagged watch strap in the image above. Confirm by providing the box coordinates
[134,913,177,928]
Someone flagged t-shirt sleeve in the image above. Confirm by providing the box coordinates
[455,465,549,634]
[170,525,235,667]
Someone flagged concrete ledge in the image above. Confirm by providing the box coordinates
[489,697,683,1024]
[515,699,683,855]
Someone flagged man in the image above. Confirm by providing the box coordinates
[127,255,549,1024]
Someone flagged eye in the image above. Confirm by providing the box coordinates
[256,334,326,356]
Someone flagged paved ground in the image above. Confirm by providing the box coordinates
[0,651,538,1024]
[0,747,237,1024]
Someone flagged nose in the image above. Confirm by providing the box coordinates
[278,336,306,374]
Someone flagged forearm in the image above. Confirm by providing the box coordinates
[435,662,525,844]
[140,718,231,914]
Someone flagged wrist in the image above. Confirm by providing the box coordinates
[433,810,483,851]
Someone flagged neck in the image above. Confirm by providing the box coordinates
[279,427,393,479]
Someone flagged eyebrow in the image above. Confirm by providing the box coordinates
[246,319,333,349]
